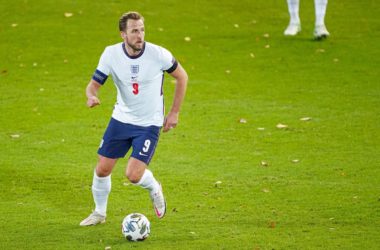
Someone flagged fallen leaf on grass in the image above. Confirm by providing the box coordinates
[276,123,288,129]
[300,117,312,121]
[239,118,247,124]
[269,221,276,228]
[11,134,20,139]
[214,181,222,187]
[64,12,73,17]
[261,161,268,167]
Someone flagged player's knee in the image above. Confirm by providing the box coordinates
[126,169,141,184]
[96,165,112,177]
[96,157,117,177]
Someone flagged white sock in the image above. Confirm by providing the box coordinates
[287,0,300,24]
[135,169,160,194]
[92,171,111,216]
[314,0,328,26]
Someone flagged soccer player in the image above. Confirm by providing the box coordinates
[284,0,330,39]
[80,11,188,226]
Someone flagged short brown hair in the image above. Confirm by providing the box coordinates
[119,11,144,31]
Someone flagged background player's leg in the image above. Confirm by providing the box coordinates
[284,0,301,35]
[314,0,330,39]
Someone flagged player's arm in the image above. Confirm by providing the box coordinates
[163,63,188,132]
[86,79,102,108]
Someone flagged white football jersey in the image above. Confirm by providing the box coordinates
[92,42,178,127]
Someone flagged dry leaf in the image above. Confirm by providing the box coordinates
[184,36,191,42]
[257,127,265,131]
[263,33,270,38]
[292,159,299,163]
[300,117,312,121]
[262,188,270,193]
[265,44,270,48]
[261,161,268,167]
[276,123,288,129]
[239,118,247,124]
[214,181,222,187]
[269,221,276,228]
[11,134,20,138]
[11,23,18,27]
[64,12,73,17]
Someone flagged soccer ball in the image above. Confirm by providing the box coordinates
[122,213,150,241]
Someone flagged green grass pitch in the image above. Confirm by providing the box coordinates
[0,0,379,249]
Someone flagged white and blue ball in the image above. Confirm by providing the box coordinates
[122,213,150,241]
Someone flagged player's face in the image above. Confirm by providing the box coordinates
[123,19,145,53]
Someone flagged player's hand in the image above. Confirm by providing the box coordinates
[87,96,100,108]
[163,111,179,133]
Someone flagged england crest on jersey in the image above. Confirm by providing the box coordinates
[130,65,139,74]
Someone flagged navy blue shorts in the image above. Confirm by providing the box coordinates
[98,118,161,165]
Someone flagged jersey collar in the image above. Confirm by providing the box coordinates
[122,42,146,59]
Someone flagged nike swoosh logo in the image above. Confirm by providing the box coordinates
[139,152,148,156]
[155,207,162,217]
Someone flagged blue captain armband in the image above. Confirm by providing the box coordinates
[92,69,108,85]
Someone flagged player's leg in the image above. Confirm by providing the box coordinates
[284,0,301,35]
[127,125,166,218]
[314,0,329,39]
[80,156,118,226]
[92,156,117,215]
[80,118,131,226]
[126,157,166,218]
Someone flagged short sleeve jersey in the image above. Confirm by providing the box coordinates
[92,42,178,127]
